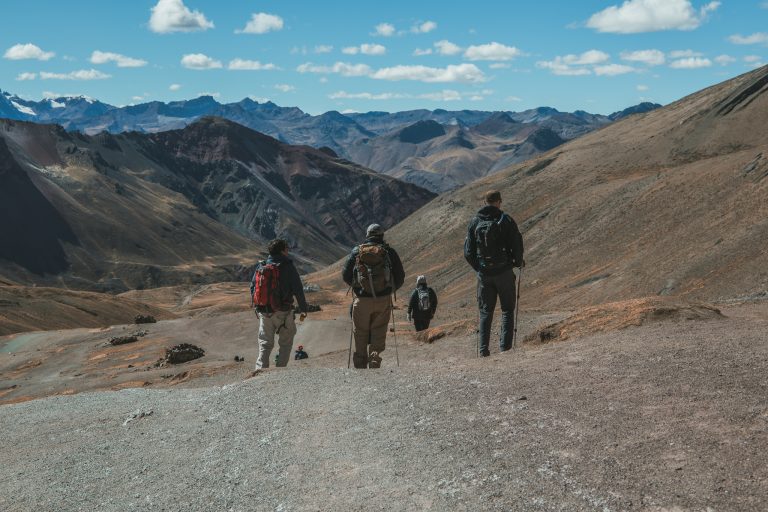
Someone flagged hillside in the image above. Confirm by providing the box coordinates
[384,65,768,309]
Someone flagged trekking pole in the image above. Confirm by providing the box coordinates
[347,298,354,369]
[512,267,523,349]
[476,278,480,358]
[391,297,400,367]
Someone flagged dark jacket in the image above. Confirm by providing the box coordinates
[294,349,308,360]
[408,285,438,319]
[342,236,405,297]
[464,205,524,276]
[251,254,309,313]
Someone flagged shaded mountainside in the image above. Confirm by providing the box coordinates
[0,117,434,290]
[385,65,768,309]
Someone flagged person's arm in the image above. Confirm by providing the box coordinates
[505,216,524,267]
[408,290,418,316]
[464,220,479,271]
[288,263,309,313]
[389,248,405,291]
[341,247,357,287]
[429,288,438,317]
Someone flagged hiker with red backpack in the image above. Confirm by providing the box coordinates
[464,190,524,357]
[407,275,438,332]
[251,239,309,369]
[342,224,405,369]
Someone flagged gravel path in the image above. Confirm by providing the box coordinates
[2,305,767,511]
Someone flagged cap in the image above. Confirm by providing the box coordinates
[416,275,427,285]
[366,223,384,237]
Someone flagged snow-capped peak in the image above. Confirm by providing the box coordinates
[11,100,36,116]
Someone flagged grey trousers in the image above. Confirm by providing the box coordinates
[477,267,517,354]
[256,310,297,369]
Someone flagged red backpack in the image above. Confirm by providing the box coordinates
[251,262,283,312]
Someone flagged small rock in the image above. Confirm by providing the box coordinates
[518,396,528,401]
[123,409,153,426]
[134,314,157,324]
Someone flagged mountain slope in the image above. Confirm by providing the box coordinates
[385,65,768,308]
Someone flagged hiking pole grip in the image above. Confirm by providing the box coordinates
[512,267,522,349]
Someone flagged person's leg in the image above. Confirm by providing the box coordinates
[496,268,517,351]
[352,297,371,369]
[276,311,297,367]
[256,313,277,369]
[477,275,497,356]
[414,316,429,332]
[367,296,391,368]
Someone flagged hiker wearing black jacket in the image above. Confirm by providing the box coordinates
[407,275,438,332]
[464,190,524,356]
[251,239,309,369]
[342,224,405,369]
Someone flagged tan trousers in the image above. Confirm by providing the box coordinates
[352,295,392,369]
[256,310,297,369]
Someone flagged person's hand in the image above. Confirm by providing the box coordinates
[299,313,307,322]
[407,313,412,321]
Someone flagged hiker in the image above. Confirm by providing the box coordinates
[294,345,309,360]
[342,223,405,369]
[464,190,524,356]
[407,275,438,332]
[251,239,309,369]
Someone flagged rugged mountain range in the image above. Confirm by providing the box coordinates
[383,65,768,309]
[0,90,658,162]
[0,116,434,290]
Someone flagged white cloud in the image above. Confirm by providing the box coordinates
[343,44,387,56]
[469,95,484,101]
[227,59,278,71]
[420,90,462,101]
[669,49,703,58]
[90,51,147,68]
[181,53,222,70]
[314,45,333,54]
[413,48,433,56]
[297,62,372,77]
[16,72,37,81]
[4,43,55,61]
[319,77,329,83]
[39,69,111,80]
[274,84,296,92]
[569,49,611,65]
[434,40,462,56]
[237,13,284,34]
[594,63,637,75]
[330,91,407,100]
[489,63,511,69]
[714,54,736,66]
[536,59,592,76]
[536,50,611,76]
[373,23,396,37]
[637,84,649,91]
[744,55,763,63]
[587,0,720,34]
[169,83,182,91]
[149,0,213,33]
[620,49,665,65]
[669,57,712,68]
[464,42,523,61]
[412,21,437,33]
[728,32,768,45]
[506,96,523,102]
[197,91,220,98]
[371,63,486,83]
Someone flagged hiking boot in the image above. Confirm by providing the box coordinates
[480,349,490,357]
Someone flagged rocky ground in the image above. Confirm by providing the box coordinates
[1,284,767,511]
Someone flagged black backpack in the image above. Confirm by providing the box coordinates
[417,288,431,311]
[474,216,509,270]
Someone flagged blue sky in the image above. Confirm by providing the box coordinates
[1,0,767,114]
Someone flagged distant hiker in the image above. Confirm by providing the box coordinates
[342,223,405,369]
[464,190,524,356]
[294,345,309,360]
[407,275,438,332]
[251,239,309,369]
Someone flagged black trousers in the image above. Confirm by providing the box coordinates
[413,316,431,332]
[477,267,517,354]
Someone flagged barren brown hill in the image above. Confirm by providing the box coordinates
[385,65,768,309]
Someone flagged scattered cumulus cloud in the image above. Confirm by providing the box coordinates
[181,53,222,70]
[4,43,55,61]
[714,55,736,66]
[330,89,464,101]
[373,23,396,37]
[506,96,523,102]
[637,84,649,91]
[237,13,284,34]
[196,91,221,98]
[90,51,147,68]
[420,89,462,101]
[536,50,613,76]
[297,62,372,77]
[669,49,703,58]
[16,72,37,81]
[434,40,462,56]
[342,44,387,56]
[464,42,523,61]
[489,63,511,69]
[149,0,213,33]
[40,69,111,80]
[411,21,437,34]
[586,0,720,34]
[728,33,768,45]
[274,84,296,92]
[169,83,182,91]
[314,45,333,54]
[620,49,665,66]
[743,55,762,63]
[594,63,637,75]
[413,48,433,56]
[669,57,712,68]
[227,59,278,71]
[370,63,486,83]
